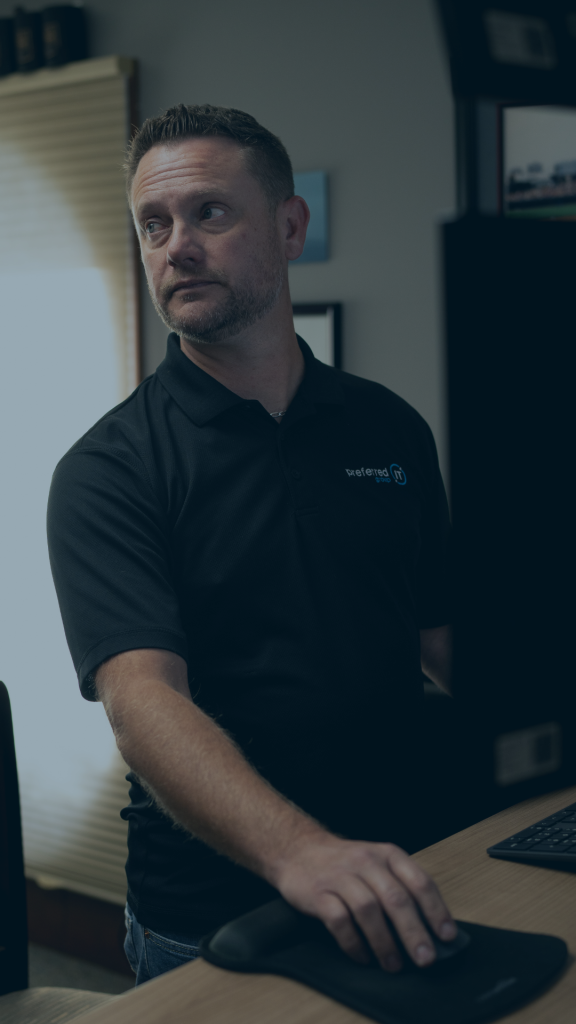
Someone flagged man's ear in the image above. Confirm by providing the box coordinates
[281,196,310,261]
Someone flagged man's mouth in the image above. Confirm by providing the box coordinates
[170,279,221,297]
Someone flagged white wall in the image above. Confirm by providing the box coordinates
[0,0,455,466]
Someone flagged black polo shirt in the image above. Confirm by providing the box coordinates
[47,334,450,935]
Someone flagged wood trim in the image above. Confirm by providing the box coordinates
[127,62,143,385]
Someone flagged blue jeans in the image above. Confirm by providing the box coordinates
[124,903,202,985]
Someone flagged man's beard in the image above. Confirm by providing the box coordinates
[150,243,285,345]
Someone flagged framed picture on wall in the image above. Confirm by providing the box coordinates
[292,303,342,369]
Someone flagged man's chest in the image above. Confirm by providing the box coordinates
[165,413,429,593]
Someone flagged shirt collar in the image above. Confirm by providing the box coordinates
[155,332,345,427]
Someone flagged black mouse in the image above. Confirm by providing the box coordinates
[386,907,471,967]
[390,921,471,971]
[421,922,471,962]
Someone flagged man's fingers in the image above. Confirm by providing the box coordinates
[320,880,404,972]
[363,846,456,966]
[363,872,436,966]
[385,846,457,941]
[314,892,372,965]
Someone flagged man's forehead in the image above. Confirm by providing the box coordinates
[131,137,250,206]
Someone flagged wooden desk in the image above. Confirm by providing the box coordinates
[72,786,576,1024]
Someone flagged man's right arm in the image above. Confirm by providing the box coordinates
[97,647,457,972]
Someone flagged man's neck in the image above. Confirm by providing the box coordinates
[178,292,305,416]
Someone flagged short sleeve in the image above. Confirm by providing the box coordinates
[47,444,188,699]
[414,426,452,629]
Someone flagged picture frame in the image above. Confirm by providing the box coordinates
[292,171,329,262]
[292,303,342,369]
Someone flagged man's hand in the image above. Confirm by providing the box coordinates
[271,833,457,971]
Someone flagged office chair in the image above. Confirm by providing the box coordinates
[0,680,119,1023]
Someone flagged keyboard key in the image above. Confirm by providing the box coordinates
[534,842,568,852]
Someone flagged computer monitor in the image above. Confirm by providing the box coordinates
[502,103,576,219]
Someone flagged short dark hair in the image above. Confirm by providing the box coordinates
[125,103,294,210]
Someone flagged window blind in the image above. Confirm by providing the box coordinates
[0,56,139,905]
[0,55,139,395]
[24,752,132,906]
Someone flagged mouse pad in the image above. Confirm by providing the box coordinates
[199,898,568,1024]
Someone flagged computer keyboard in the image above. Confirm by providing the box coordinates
[487,801,576,868]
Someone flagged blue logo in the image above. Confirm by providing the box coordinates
[345,465,407,485]
[390,464,407,485]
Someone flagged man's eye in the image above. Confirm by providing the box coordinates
[203,207,225,220]
[144,222,160,235]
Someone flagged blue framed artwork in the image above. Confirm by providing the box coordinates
[293,171,328,263]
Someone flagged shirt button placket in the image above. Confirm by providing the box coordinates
[277,434,309,509]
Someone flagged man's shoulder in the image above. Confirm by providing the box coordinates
[48,374,176,526]
[59,373,163,464]
[51,373,171,498]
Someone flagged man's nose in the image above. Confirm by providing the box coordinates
[166,220,204,267]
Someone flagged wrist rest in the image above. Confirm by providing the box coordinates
[199,898,568,1024]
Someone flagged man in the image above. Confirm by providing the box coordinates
[48,104,454,985]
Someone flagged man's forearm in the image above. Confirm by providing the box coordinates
[96,649,322,885]
[96,647,456,972]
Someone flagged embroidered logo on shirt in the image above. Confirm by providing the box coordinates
[345,465,407,485]
[389,464,406,485]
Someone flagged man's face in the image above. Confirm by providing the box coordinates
[131,137,286,344]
